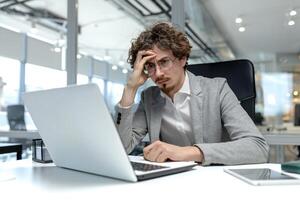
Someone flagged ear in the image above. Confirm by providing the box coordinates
[179,57,187,68]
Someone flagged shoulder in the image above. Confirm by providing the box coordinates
[188,71,227,90]
[200,76,226,86]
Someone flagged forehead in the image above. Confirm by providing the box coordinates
[150,45,174,60]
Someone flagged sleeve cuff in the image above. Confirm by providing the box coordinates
[117,102,134,109]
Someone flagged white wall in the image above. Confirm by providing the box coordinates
[0,28,22,60]
[27,37,61,70]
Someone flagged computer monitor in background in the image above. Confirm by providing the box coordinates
[6,104,27,131]
[294,104,300,126]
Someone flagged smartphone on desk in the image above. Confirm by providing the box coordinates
[224,168,300,186]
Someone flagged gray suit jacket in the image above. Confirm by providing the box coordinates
[115,71,269,165]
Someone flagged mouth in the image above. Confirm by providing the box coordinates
[156,79,169,85]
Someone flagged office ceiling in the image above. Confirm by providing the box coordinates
[0,0,145,66]
[0,0,299,72]
[202,0,300,72]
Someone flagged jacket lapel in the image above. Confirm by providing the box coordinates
[148,72,204,143]
[188,72,204,143]
[149,89,165,142]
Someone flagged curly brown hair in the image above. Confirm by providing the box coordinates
[127,22,192,69]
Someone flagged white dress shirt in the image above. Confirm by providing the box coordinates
[160,73,194,146]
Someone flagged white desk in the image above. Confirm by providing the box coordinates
[0,130,40,140]
[0,160,299,200]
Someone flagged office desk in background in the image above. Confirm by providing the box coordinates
[1,128,300,163]
[0,143,22,160]
[0,130,40,140]
[0,160,299,200]
[261,126,300,163]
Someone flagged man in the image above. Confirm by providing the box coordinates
[115,22,269,165]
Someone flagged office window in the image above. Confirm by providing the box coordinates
[92,77,105,94]
[0,56,20,109]
[262,73,293,118]
[25,63,66,92]
[107,81,124,114]
[77,73,89,85]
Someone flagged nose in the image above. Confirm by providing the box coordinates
[154,65,164,77]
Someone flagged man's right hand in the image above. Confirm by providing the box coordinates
[120,50,156,107]
[127,50,156,89]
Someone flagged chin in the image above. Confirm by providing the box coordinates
[158,83,168,89]
[160,84,174,94]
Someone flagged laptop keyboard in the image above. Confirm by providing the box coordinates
[131,162,168,172]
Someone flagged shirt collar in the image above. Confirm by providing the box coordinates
[179,72,191,95]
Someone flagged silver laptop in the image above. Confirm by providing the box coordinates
[24,84,197,182]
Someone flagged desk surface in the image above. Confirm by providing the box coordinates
[0,160,299,200]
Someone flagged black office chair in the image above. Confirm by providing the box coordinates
[7,104,27,131]
[187,59,256,121]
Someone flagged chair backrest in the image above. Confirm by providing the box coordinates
[6,104,27,131]
[187,59,256,121]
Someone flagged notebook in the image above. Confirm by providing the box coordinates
[23,84,197,182]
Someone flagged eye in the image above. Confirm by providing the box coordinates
[145,63,155,70]
[159,59,168,66]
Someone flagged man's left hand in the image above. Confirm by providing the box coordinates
[143,140,203,163]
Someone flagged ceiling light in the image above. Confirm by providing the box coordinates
[288,20,295,26]
[112,65,118,71]
[118,61,125,66]
[293,90,299,96]
[93,56,103,61]
[290,10,297,16]
[279,57,288,63]
[238,26,246,32]
[104,55,112,61]
[122,68,128,74]
[54,46,61,53]
[52,41,61,53]
[235,17,243,24]
[77,54,82,59]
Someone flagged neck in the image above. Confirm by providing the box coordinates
[165,73,186,100]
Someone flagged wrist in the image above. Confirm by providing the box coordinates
[120,85,138,107]
[184,146,203,162]
[125,84,138,93]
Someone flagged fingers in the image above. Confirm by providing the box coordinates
[136,50,156,61]
[143,141,155,155]
[144,146,162,162]
[134,50,156,71]
[156,152,168,163]
[143,141,169,162]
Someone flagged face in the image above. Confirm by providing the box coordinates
[145,45,186,96]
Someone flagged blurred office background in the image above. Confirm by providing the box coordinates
[0,0,300,162]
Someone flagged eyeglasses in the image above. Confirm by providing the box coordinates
[144,57,176,76]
